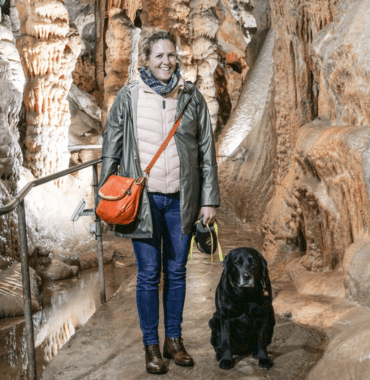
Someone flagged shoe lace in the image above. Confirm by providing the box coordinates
[145,344,161,357]
[172,337,185,352]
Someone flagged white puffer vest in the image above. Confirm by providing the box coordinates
[136,76,184,193]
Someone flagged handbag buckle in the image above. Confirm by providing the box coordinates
[135,171,149,185]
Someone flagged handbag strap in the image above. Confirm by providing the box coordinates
[136,113,184,184]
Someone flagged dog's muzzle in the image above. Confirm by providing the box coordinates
[238,274,255,288]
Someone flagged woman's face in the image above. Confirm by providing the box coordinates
[147,39,177,84]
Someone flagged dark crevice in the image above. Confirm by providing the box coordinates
[297,224,307,253]
[134,8,142,29]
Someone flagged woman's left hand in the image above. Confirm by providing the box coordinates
[201,206,217,225]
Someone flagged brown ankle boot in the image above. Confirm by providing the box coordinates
[145,344,167,374]
[163,337,194,366]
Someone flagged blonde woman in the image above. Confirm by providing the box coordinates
[99,30,220,374]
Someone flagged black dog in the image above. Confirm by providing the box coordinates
[209,247,275,370]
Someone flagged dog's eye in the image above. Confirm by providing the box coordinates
[248,257,255,266]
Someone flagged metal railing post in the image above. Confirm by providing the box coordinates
[17,200,37,380]
[93,163,106,304]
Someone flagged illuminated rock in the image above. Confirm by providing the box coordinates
[0,262,40,318]
[15,0,81,178]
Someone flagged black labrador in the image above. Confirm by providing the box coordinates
[209,247,275,370]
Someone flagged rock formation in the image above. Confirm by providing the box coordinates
[0,11,24,191]
[15,0,81,178]
[103,0,141,126]
[217,29,276,224]
[263,121,370,277]
[261,0,370,301]
[139,0,249,132]
[0,262,40,318]
[268,0,336,186]
[66,0,98,99]
[0,9,25,261]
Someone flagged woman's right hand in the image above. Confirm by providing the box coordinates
[201,206,216,225]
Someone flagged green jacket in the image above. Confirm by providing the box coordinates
[98,80,220,238]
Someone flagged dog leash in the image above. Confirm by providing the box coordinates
[189,221,223,276]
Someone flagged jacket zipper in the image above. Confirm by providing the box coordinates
[162,98,171,193]
[172,88,193,233]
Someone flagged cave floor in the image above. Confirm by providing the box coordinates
[41,224,327,380]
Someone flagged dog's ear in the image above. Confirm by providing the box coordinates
[222,251,231,270]
[222,250,235,270]
[259,252,272,299]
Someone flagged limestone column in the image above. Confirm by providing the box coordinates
[15,0,81,178]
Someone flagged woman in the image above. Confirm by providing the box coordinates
[98,30,220,374]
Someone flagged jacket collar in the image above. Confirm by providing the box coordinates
[175,81,194,122]
[129,78,195,124]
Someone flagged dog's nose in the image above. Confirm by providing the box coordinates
[243,274,251,281]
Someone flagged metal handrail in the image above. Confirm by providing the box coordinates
[0,158,102,215]
[0,158,104,380]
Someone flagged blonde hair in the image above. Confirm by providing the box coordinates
[138,30,177,67]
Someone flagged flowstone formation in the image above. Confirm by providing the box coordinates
[262,0,370,299]
[263,121,370,275]
[14,0,81,178]
[0,11,24,191]
[268,0,337,186]
[215,0,272,224]
[0,8,25,260]
[217,28,275,225]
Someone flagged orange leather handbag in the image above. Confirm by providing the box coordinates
[96,113,183,225]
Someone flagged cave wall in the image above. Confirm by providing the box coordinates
[217,28,275,225]
[262,0,370,289]
[0,7,24,261]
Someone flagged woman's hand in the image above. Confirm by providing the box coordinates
[201,206,217,225]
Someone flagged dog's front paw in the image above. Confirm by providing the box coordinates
[258,357,273,369]
[219,358,233,370]
[216,352,222,361]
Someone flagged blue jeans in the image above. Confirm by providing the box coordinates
[132,192,192,346]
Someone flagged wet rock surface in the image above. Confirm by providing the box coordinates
[0,262,40,318]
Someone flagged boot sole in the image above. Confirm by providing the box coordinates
[163,352,194,366]
[146,368,167,374]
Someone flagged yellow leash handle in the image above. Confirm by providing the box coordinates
[214,221,223,263]
[189,220,223,275]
